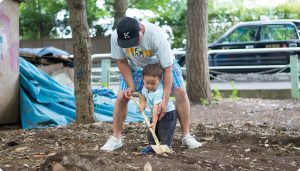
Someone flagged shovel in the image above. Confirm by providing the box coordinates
[130,93,172,154]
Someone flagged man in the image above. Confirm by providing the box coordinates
[100,17,202,151]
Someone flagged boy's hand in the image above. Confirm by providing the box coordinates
[158,100,168,120]
[139,103,146,112]
[149,123,156,130]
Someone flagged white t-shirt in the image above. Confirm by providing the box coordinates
[111,21,174,70]
[142,84,175,112]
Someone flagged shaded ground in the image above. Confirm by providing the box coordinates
[1,98,300,171]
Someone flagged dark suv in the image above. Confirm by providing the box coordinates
[176,20,300,74]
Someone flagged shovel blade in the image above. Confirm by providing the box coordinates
[150,145,172,154]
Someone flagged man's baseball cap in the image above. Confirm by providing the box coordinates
[117,17,140,48]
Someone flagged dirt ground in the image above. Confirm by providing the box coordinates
[1,98,300,171]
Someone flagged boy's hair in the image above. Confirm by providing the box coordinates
[142,63,163,79]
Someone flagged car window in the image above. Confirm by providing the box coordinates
[291,21,300,32]
[260,24,298,41]
[220,26,258,44]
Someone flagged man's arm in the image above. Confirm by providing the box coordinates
[117,59,135,98]
[158,65,172,120]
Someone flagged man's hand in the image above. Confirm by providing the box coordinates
[157,99,168,120]
[124,87,135,99]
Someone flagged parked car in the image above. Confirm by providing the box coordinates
[175,20,300,76]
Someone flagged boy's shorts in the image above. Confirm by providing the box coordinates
[148,110,177,146]
[119,60,184,93]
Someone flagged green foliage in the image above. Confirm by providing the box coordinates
[19,0,111,40]
[20,0,67,39]
[101,82,109,88]
[19,0,300,47]
[86,0,111,36]
[229,81,239,99]
[130,0,187,48]
[212,87,222,101]
[200,98,210,106]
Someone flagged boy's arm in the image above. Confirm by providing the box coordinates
[139,94,147,112]
[150,104,159,130]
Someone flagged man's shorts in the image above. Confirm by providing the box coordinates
[119,60,184,93]
[148,110,177,146]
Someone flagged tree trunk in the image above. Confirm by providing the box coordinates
[66,0,94,123]
[113,0,128,30]
[186,0,212,102]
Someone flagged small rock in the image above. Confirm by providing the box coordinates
[162,153,168,157]
[290,161,297,167]
[244,148,251,152]
[144,162,152,171]
[131,152,140,155]
[52,163,65,171]
[126,164,140,170]
[47,152,56,157]
[15,146,30,152]
[93,145,99,151]
[4,164,10,168]
[5,141,18,147]
[202,136,214,141]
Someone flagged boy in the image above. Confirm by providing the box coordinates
[139,63,177,154]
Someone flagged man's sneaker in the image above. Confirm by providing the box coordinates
[140,145,155,154]
[100,136,122,151]
[182,134,202,149]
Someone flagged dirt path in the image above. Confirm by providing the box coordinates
[0,98,300,171]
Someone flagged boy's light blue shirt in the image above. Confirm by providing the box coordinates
[142,84,175,112]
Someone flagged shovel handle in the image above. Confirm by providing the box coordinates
[130,96,161,146]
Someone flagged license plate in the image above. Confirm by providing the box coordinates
[265,44,280,48]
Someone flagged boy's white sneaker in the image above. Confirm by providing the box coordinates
[100,136,122,151]
[182,134,202,149]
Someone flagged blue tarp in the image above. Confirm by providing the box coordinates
[20,47,70,57]
[19,57,146,129]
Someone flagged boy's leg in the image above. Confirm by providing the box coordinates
[141,112,177,154]
[146,118,155,145]
[140,118,156,154]
[156,110,177,146]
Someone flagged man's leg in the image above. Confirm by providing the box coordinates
[101,69,143,151]
[174,86,190,135]
[100,91,129,151]
[113,91,129,138]
[174,86,202,149]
